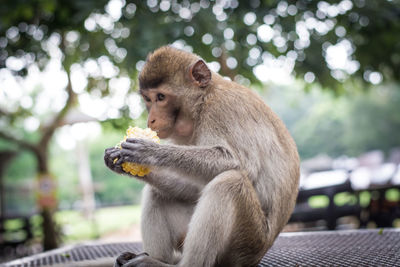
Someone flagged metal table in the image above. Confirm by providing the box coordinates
[4,229,400,267]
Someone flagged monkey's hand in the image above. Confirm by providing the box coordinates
[121,138,239,181]
[104,147,127,175]
[119,138,160,166]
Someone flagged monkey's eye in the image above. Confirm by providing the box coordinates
[143,95,151,102]
[157,93,165,101]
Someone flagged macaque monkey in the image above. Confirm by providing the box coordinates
[104,46,300,267]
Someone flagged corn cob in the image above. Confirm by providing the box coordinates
[115,126,160,176]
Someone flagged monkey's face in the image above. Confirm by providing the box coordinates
[138,57,211,140]
[141,88,178,139]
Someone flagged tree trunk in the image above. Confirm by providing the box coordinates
[36,147,59,251]
[41,208,58,250]
[34,65,75,251]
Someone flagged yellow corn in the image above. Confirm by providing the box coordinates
[115,126,160,177]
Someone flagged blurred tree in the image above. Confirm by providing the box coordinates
[112,0,400,90]
[0,0,110,250]
[1,0,400,250]
[1,1,400,90]
[265,83,400,159]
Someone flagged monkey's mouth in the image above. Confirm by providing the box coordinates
[155,127,171,133]
[155,109,180,138]
[154,127,173,138]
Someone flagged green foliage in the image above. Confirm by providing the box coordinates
[385,189,400,202]
[0,0,109,72]
[266,83,400,159]
[359,191,371,207]
[4,151,36,181]
[308,192,360,208]
[1,0,400,89]
[334,192,357,206]
[3,151,37,214]
[308,195,329,208]
[114,0,400,88]
[342,85,400,155]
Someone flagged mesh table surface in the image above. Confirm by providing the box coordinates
[4,229,400,267]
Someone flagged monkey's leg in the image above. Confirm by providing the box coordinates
[140,185,194,264]
[178,170,268,267]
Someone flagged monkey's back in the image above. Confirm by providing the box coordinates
[200,75,300,235]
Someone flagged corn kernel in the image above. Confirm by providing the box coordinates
[115,126,160,176]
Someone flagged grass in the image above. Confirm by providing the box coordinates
[3,205,141,244]
[56,205,141,243]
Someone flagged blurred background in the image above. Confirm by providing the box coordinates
[0,0,399,263]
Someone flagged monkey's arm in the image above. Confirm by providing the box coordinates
[104,147,201,201]
[119,138,240,181]
[145,169,201,201]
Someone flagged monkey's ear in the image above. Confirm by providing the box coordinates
[190,60,211,88]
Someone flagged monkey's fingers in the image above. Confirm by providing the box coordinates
[105,147,119,154]
[105,148,119,160]
[104,152,113,166]
[120,141,141,150]
[125,138,141,143]
[119,149,141,162]
[115,157,124,165]
[110,151,121,159]
[104,151,124,174]
[106,150,120,162]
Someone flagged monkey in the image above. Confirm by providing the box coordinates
[104,46,300,267]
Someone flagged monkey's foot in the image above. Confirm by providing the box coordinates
[114,251,173,267]
[114,252,148,267]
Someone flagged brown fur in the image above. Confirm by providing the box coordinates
[105,46,300,267]
[139,47,199,90]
